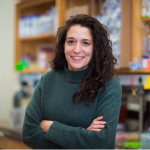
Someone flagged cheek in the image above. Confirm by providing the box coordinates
[64,43,67,52]
[64,44,68,55]
[88,48,93,59]
[64,47,70,60]
[64,45,73,55]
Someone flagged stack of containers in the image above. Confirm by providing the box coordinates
[94,0,121,68]
[18,6,57,37]
[141,0,150,18]
[142,35,150,70]
[141,0,150,70]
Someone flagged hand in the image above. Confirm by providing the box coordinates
[87,116,106,132]
[40,120,54,133]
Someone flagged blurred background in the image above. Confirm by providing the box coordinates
[0,0,150,149]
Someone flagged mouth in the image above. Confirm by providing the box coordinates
[71,56,84,61]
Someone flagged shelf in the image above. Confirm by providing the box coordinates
[17,68,150,74]
[141,17,150,21]
[17,0,54,10]
[18,69,48,74]
[116,68,150,74]
[19,33,55,42]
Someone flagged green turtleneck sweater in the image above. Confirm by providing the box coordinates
[22,68,122,149]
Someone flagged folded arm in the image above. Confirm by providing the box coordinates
[44,88,121,149]
[22,77,121,149]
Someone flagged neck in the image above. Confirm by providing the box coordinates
[63,67,87,83]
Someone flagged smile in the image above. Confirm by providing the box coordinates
[71,56,84,61]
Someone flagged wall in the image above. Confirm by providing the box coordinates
[0,0,19,121]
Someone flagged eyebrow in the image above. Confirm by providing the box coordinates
[66,37,92,42]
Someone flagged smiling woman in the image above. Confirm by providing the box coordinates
[22,14,122,149]
[64,25,93,71]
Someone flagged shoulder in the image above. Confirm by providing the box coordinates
[97,77,122,99]
[105,77,121,92]
[96,77,122,104]
[42,69,63,80]
[36,69,63,87]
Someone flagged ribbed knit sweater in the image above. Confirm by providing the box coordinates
[22,68,122,149]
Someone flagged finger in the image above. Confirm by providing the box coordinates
[91,129,101,132]
[40,123,43,129]
[40,122,42,127]
[93,120,106,125]
[92,125,105,129]
[40,125,43,130]
[95,116,103,121]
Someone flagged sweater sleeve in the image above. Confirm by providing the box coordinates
[45,79,122,149]
[22,76,63,149]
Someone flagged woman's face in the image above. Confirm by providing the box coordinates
[64,25,93,71]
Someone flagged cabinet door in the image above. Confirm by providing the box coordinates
[120,0,132,68]
[131,0,143,62]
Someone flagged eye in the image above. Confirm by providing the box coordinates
[67,40,76,45]
[82,41,90,46]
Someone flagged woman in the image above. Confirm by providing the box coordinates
[22,14,122,149]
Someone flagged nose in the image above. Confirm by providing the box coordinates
[73,42,81,53]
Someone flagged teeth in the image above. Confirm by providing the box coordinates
[72,57,83,60]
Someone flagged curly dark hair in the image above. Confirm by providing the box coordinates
[51,14,117,104]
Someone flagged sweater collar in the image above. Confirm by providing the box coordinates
[63,67,87,83]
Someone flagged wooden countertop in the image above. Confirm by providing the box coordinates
[0,120,22,141]
[0,120,31,149]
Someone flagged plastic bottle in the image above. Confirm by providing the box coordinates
[10,82,31,130]
[147,126,150,133]
[146,119,150,133]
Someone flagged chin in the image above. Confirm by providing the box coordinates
[74,67,85,71]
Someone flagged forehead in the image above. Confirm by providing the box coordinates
[66,25,92,40]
